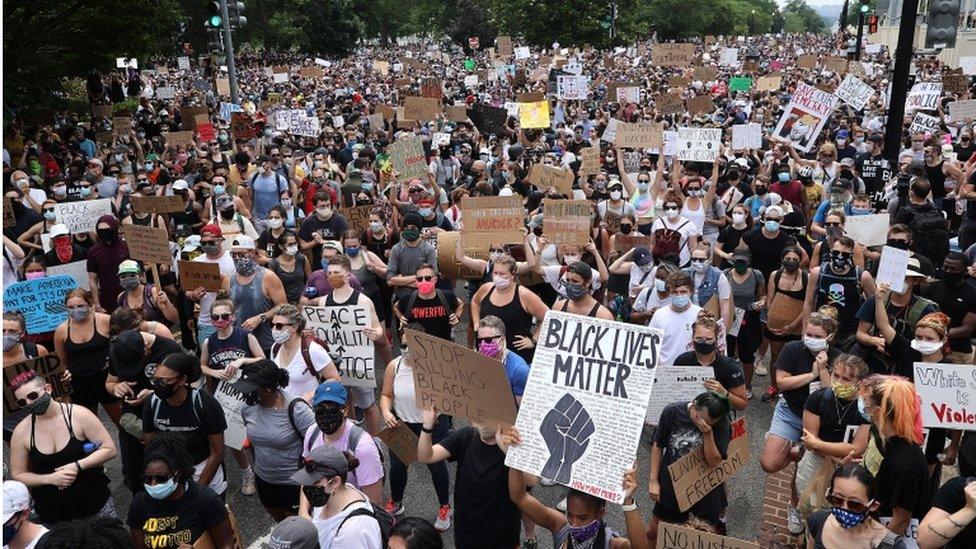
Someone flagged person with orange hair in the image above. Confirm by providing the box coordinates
[857,374,932,537]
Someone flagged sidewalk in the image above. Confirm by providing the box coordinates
[758,463,804,549]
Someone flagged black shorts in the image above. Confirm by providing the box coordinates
[255,474,300,512]
[652,504,725,534]
[69,371,119,409]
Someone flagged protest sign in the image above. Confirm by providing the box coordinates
[446,105,469,122]
[215,78,231,96]
[340,205,372,234]
[497,36,513,55]
[463,74,479,87]
[387,136,427,179]
[731,123,762,150]
[835,74,875,110]
[910,112,941,135]
[2,275,76,334]
[578,147,601,177]
[515,46,530,60]
[378,421,420,465]
[460,196,525,246]
[601,118,620,143]
[824,56,849,74]
[404,328,517,425]
[648,131,679,157]
[729,77,752,92]
[3,355,73,415]
[196,122,216,142]
[181,106,208,129]
[652,43,694,67]
[949,99,976,121]
[367,113,385,130]
[303,305,376,388]
[529,164,575,196]
[468,103,508,134]
[156,86,176,100]
[943,73,970,94]
[91,104,113,118]
[505,312,661,503]
[742,59,759,74]
[404,96,441,122]
[913,362,976,431]
[130,195,185,214]
[876,245,910,293]
[797,55,817,68]
[165,130,195,147]
[219,102,243,122]
[557,75,589,100]
[373,60,389,75]
[122,225,172,265]
[845,213,889,246]
[543,200,592,246]
[177,56,190,70]
[686,95,714,115]
[756,75,783,92]
[113,116,131,137]
[177,260,223,292]
[230,112,257,140]
[615,122,663,149]
[772,82,838,152]
[693,65,718,82]
[298,66,323,79]
[667,76,688,89]
[214,372,247,450]
[676,127,722,163]
[274,109,321,137]
[613,234,652,252]
[616,86,641,103]
[436,232,487,280]
[906,82,942,112]
[519,100,550,129]
[646,366,713,424]
[420,77,443,100]
[728,307,746,338]
[720,48,739,67]
[657,94,685,117]
[53,198,112,234]
[670,417,750,511]
[657,523,759,549]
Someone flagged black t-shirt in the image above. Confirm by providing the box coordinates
[127,481,227,547]
[111,336,188,414]
[742,228,794,280]
[396,290,459,341]
[716,224,750,267]
[876,436,932,520]
[803,387,868,443]
[143,388,227,463]
[774,341,841,417]
[654,402,731,514]
[438,427,521,548]
[920,280,976,352]
[255,229,280,261]
[854,152,891,195]
[673,352,746,391]
[931,476,976,549]
[297,213,349,262]
[806,509,915,549]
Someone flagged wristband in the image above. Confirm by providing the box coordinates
[621,500,638,512]
[420,426,434,434]
[74,461,82,473]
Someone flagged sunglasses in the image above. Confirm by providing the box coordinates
[213,313,233,321]
[824,222,842,228]
[143,474,174,486]
[415,275,435,282]
[409,188,424,194]
[664,206,679,211]
[15,391,42,408]
[297,457,340,475]
[489,248,505,254]
[271,322,293,330]
[825,492,874,514]
[43,208,55,214]
[476,335,501,345]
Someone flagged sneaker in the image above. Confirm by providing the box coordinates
[522,538,538,549]
[755,358,769,376]
[745,387,753,400]
[540,478,557,487]
[385,499,405,517]
[760,386,778,403]
[434,505,452,532]
[240,467,256,496]
[787,506,804,535]
[556,497,567,512]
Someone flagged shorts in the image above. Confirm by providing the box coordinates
[652,505,725,534]
[255,474,300,512]
[347,385,376,408]
[768,399,804,443]
[197,322,217,350]
[69,371,119,409]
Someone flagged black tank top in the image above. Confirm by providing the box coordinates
[29,404,110,523]
[480,285,533,350]
[560,299,603,317]
[815,265,861,335]
[924,161,947,199]
[64,317,110,379]
[325,289,362,306]
[130,212,155,227]
[774,270,809,301]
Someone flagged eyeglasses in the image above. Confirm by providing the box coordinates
[489,248,505,253]
[143,474,174,486]
[137,178,149,183]
[213,313,233,321]
[415,275,435,282]
[476,335,501,345]
[825,492,874,514]
[15,391,42,408]
[271,322,293,330]
[119,273,139,280]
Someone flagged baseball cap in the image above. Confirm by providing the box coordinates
[231,235,256,251]
[290,444,350,486]
[201,223,223,238]
[216,194,234,210]
[312,380,347,407]
[109,330,146,381]
[88,158,104,168]
[905,257,925,278]
[182,235,201,253]
[527,213,544,229]
[402,212,423,228]
[731,247,751,262]
[2,481,30,522]
[839,157,855,167]
[764,205,785,218]
[118,260,141,275]
[50,223,69,238]
[833,177,854,190]
[172,179,189,191]
[263,516,321,549]
[632,246,652,267]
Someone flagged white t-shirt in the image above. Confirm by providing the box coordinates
[276,340,332,399]
[649,303,702,365]
[194,251,235,328]
[628,264,657,297]
[543,264,602,297]
[312,489,383,549]
[21,188,46,209]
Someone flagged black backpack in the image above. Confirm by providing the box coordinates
[908,206,949,264]
[336,503,395,546]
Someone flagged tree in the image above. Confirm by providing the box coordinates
[236,0,362,55]
[780,0,828,34]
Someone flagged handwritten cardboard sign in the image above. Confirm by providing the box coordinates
[303,305,376,388]
[543,200,591,246]
[177,260,223,292]
[652,43,694,67]
[53,198,112,234]
[578,147,601,177]
[460,196,525,246]
[528,164,574,196]
[231,112,256,140]
[657,523,759,549]
[907,82,943,112]
[756,75,783,92]
[797,55,817,69]
[646,366,712,424]
[949,99,976,121]
[657,95,685,117]
[404,96,441,122]
[845,213,890,246]
[340,205,373,234]
[943,73,970,94]
[686,95,714,115]
[378,421,420,465]
[165,130,196,148]
[446,105,469,122]
[615,122,663,149]
[835,74,875,111]
[613,234,652,252]
[2,275,77,334]
[3,355,73,415]
[388,136,427,179]
[913,362,976,431]
[910,112,941,135]
[130,195,185,214]
[670,418,749,511]
[421,78,443,100]
[404,328,517,426]
[123,224,172,265]
[436,231,487,280]
[693,65,717,82]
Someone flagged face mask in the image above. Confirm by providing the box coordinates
[733,261,749,274]
[120,277,141,291]
[764,220,780,232]
[79,187,92,197]
[327,273,347,288]
[418,207,433,217]
[361,183,374,192]
[271,328,292,344]
[145,478,179,500]
[303,484,331,508]
[43,209,57,221]
[266,217,284,230]
[732,213,746,225]
[755,186,768,196]
[910,338,943,355]
[691,259,709,273]
[693,340,716,355]
[885,238,909,251]
[778,172,790,183]
[402,228,420,242]
[569,519,602,543]
[417,280,436,294]
[213,317,234,331]
[666,209,680,220]
[619,224,633,235]
[213,185,226,195]
[532,226,544,236]
[3,514,22,545]
[317,207,333,219]
[563,254,581,265]
[25,271,45,280]
[68,306,90,322]
[53,186,67,197]
[688,189,703,198]
[220,207,237,220]
[369,221,384,233]
[610,190,622,200]
[119,184,132,195]
[315,406,345,434]
[97,228,118,244]
[851,207,871,215]
[831,381,858,400]
[3,333,21,352]
[234,256,256,276]
[858,396,871,420]
[655,278,668,292]
[26,393,52,415]
[478,339,502,358]
[830,250,853,271]
[671,294,691,309]
[200,243,219,255]
[638,182,649,192]
[564,281,587,300]
[803,336,829,352]
[782,259,799,272]
[153,379,180,399]
[831,506,869,529]
[493,275,512,289]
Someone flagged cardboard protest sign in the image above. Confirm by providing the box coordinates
[601,118,620,143]
[876,245,910,293]
[303,305,376,388]
[824,56,849,74]
[686,95,715,115]
[652,43,694,67]
[578,147,601,177]
[420,77,443,100]
[214,372,247,449]
[436,231,487,280]
[378,421,420,465]
[613,234,652,252]
[446,105,469,122]
[165,131,196,147]
[670,417,750,511]
[156,86,176,100]
[543,200,591,246]
[340,205,372,234]
[468,103,508,134]
[666,77,688,89]
[373,60,389,75]
[943,73,970,94]
[215,78,231,96]
[906,82,942,112]
[909,112,941,135]
[113,116,131,138]
[835,74,875,111]
[130,195,185,214]
[729,77,752,92]
[404,328,517,425]
[404,96,441,122]
[615,122,663,149]
[756,75,783,92]
[230,112,257,140]
[772,82,838,152]
[913,362,976,431]
[53,199,112,234]
[298,66,323,79]
[693,65,718,82]
[845,213,889,246]
[460,196,525,246]
[657,95,684,117]
[45,260,88,291]
[387,136,427,179]
[720,48,739,67]
[797,55,817,68]
[528,164,574,196]
[646,366,714,424]
[557,75,589,100]
[3,355,73,415]
[180,106,208,130]
[497,36,513,56]
[949,99,976,121]
[122,225,171,265]
[177,260,223,292]
[505,312,661,503]
[519,100,550,129]
[657,523,759,549]
[731,123,763,150]
[676,127,722,163]
[2,275,76,334]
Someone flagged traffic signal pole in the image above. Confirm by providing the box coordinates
[855,11,865,60]
[884,0,920,166]
[219,0,240,104]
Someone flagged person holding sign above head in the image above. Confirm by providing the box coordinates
[115,259,177,327]
[674,312,747,411]
[646,391,733,545]
[650,191,700,269]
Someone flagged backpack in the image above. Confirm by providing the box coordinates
[287,398,314,462]
[271,337,326,380]
[149,388,206,428]
[249,170,287,195]
[908,206,949,264]
[401,288,450,326]
[336,504,394,547]
[652,220,689,262]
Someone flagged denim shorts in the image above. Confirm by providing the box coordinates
[768,398,803,443]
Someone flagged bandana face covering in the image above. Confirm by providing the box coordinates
[568,519,602,543]
[831,506,869,529]
[54,236,74,263]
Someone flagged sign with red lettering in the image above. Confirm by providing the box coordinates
[387,136,427,179]
[460,196,525,247]
[914,362,976,431]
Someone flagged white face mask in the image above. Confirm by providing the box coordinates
[267,218,283,229]
[610,190,622,201]
[285,245,299,255]
[654,278,667,292]
[563,254,580,265]
[732,213,746,225]
[665,208,679,220]
[910,339,943,355]
[489,252,502,262]
[803,336,829,353]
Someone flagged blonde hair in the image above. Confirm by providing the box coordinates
[808,306,839,335]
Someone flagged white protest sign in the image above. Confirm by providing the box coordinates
[876,245,911,293]
[53,199,112,235]
[505,312,661,504]
[646,366,712,424]
[214,372,247,450]
[601,118,620,143]
[949,100,976,122]
[156,86,176,100]
[772,82,838,153]
[845,213,889,246]
[45,260,90,290]
[865,43,882,54]
[961,57,976,75]
[432,132,451,147]
[906,82,942,112]
[177,56,190,70]
[648,131,679,157]
[504,101,520,118]
[835,74,875,111]
[463,75,479,87]
[616,86,641,104]
[720,48,739,67]
[731,123,762,150]
[676,127,722,163]
[273,72,288,83]
[557,75,589,100]
[515,46,530,60]
[913,362,976,431]
[302,305,376,387]
[314,57,329,67]
[728,307,746,338]
[274,109,321,137]
[910,112,941,135]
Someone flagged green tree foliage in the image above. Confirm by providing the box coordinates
[845,0,876,27]
[781,0,829,34]
[235,0,362,55]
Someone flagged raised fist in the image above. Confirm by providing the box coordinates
[539,393,594,485]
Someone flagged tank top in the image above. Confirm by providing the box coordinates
[270,256,308,303]
[325,289,362,307]
[775,270,809,301]
[206,327,251,370]
[117,284,166,323]
[479,285,533,352]
[392,357,422,423]
[231,268,274,350]
[925,161,947,199]
[29,404,110,523]
[815,265,861,335]
[560,299,603,317]
[63,316,110,379]
[350,257,381,296]
[726,268,762,311]
[130,212,155,227]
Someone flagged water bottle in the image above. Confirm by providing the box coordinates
[82,441,101,454]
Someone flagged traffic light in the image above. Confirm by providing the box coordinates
[869,14,878,33]
[206,27,223,52]
[926,0,960,48]
[859,0,870,14]
[228,1,246,29]
[206,1,222,28]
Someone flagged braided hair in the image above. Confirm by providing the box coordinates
[35,516,130,549]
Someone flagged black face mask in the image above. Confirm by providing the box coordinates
[97,228,118,245]
[886,238,910,251]
[220,208,235,220]
[830,250,853,271]
[302,484,331,508]
[782,259,800,272]
[315,406,345,435]
[153,379,180,399]
[943,271,965,285]
[693,340,716,355]
[755,186,768,195]
[532,226,543,237]
[619,224,633,235]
